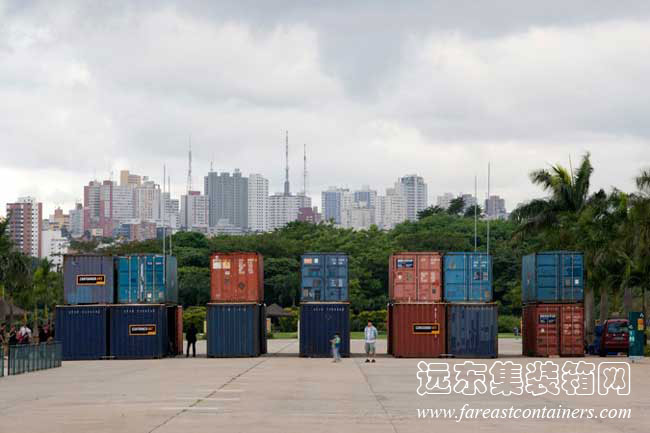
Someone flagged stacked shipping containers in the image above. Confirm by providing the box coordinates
[56,254,182,360]
[207,253,266,357]
[444,253,498,358]
[521,252,585,357]
[299,253,350,357]
[387,253,445,358]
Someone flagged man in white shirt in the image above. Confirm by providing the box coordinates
[364,320,378,363]
[19,323,32,344]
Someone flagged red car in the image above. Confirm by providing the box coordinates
[599,319,629,356]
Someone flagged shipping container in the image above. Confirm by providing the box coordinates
[447,304,498,358]
[522,252,584,303]
[55,305,109,360]
[206,303,263,357]
[301,253,349,302]
[109,304,168,359]
[522,304,560,356]
[300,303,350,357]
[560,304,584,356]
[387,303,393,355]
[444,253,493,302]
[63,255,115,304]
[116,255,178,304]
[389,253,442,302]
[167,305,183,356]
[388,303,446,358]
[210,253,264,303]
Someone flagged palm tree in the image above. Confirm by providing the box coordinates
[627,169,650,319]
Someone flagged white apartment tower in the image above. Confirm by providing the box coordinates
[397,174,428,221]
[248,174,269,232]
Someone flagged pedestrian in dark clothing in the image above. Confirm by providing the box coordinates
[8,325,18,346]
[38,325,46,343]
[186,323,198,358]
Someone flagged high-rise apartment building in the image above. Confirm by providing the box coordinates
[436,193,455,210]
[204,169,248,230]
[6,196,42,257]
[375,187,407,230]
[321,187,350,225]
[397,174,428,221]
[353,186,377,209]
[41,228,68,269]
[120,170,142,187]
[69,203,84,238]
[485,195,507,220]
[461,193,477,212]
[134,179,161,223]
[161,192,180,229]
[180,191,209,232]
[47,207,70,232]
[248,174,269,232]
[268,193,301,231]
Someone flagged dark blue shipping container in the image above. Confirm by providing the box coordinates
[300,303,350,357]
[55,305,109,360]
[63,255,115,304]
[301,253,349,302]
[116,255,178,304]
[260,304,267,355]
[522,252,584,303]
[447,304,498,358]
[109,304,167,359]
[444,252,493,302]
[206,303,262,357]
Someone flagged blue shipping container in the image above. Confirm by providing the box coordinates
[63,255,115,304]
[55,305,109,360]
[522,252,584,303]
[444,253,493,302]
[109,304,168,359]
[301,253,349,302]
[207,303,262,357]
[300,303,350,357]
[447,303,498,358]
[116,255,178,304]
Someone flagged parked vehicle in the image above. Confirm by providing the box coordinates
[599,319,629,356]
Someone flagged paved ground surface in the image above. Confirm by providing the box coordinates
[0,338,647,433]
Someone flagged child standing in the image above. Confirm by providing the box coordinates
[330,333,341,362]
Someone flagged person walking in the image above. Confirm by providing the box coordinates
[8,325,18,346]
[364,320,378,363]
[186,323,197,358]
[18,323,31,344]
[330,333,341,362]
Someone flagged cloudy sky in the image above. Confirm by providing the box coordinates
[2,1,650,217]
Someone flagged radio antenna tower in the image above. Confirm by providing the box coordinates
[186,136,193,193]
[283,131,290,196]
[303,143,308,196]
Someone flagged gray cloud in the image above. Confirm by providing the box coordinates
[1,1,650,217]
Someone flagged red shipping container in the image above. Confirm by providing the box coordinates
[388,303,446,358]
[523,304,560,356]
[210,253,264,302]
[176,306,184,356]
[389,252,442,302]
[560,304,584,357]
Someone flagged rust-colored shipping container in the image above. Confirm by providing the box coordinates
[523,304,560,356]
[560,304,584,357]
[388,303,446,358]
[389,252,442,302]
[210,253,264,302]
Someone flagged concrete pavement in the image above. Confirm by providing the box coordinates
[0,338,647,433]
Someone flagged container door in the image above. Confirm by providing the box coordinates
[536,306,560,356]
[301,255,323,301]
[326,255,347,302]
[537,254,560,302]
[154,256,165,303]
[560,304,584,356]
[469,255,491,302]
[394,256,417,301]
[521,254,535,303]
[444,254,467,302]
[560,253,583,302]
[419,254,442,302]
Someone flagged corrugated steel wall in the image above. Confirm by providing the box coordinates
[210,253,264,303]
[560,304,584,356]
[388,303,446,358]
[206,303,262,357]
[109,304,167,359]
[522,252,584,303]
[299,303,350,357]
[522,304,560,356]
[55,305,109,360]
[389,253,442,302]
[447,304,498,358]
[63,255,115,304]
[443,253,493,302]
[300,253,349,302]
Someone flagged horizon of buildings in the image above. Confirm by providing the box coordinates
[5,167,508,266]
